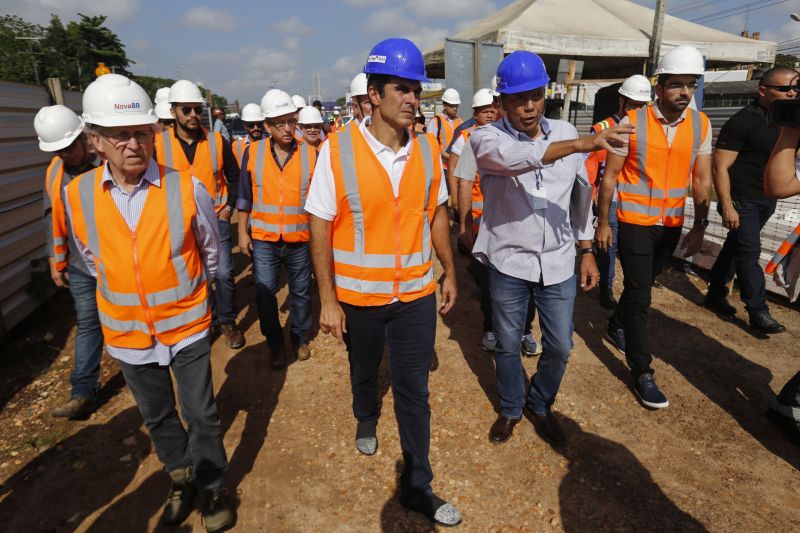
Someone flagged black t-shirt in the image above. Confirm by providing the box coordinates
[715,101,779,200]
[176,130,240,208]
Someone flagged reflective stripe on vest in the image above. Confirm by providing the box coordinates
[333,129,435,296]
[77,169,207,312]
[250,140,310,237]
[159,129,226,207]
[47,159,68,263]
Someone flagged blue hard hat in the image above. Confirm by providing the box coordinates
[363,38,430,83]
[495,51,550,94]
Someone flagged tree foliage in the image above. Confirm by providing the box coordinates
[774,54,799,68]
[0,15,45,83]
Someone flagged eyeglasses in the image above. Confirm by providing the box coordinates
[664,82,698,91]
[100,129,153,146]
[268,119,298,129]
[763,84,798,93]
[179,106,203,116]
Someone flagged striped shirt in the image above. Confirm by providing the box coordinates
[65,160,220,366]
[470,116,595,286]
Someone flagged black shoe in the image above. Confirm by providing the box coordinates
[399,490,462,527]
[161,467,197,526]
[201,488,236,533]
[703,293,736,317]
[749,311,786,335]
[528,410,566,446]
[598,285,617,310]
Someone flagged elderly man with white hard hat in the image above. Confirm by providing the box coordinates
[584,74,652,310]
[34,104,103,419]
[63,74,234,531]
[236,89,315,367]
[298,105,324,150]
[596,45,713,410]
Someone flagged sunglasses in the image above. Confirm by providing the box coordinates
[243,122,262,129]
[179,106,203,115]
[763,85,798,93]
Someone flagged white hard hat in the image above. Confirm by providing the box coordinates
[655,45,705,76]
[618,74,652,102]
[442,88,461,105]
[489,75,499,96]
[169,79,204,104]
[34,105,84,152]
[241,103,265,122]
[472,88,494,108]
[154,87,170,104]
[291,94,307,108]
[349,73,368,97]
[154,100,173,120]
[261,89,297,119]
[333,110,340,115]
[82,74,157,127]
[298,106,323,125]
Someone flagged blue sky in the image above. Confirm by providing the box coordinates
[2,0,798,105]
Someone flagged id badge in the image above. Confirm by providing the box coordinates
[532,187,548,210]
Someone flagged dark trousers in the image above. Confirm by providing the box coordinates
[117,337,228,489]
[67,266,103,399]
[597,201,619,287]
[211,219,237,325]
[610,222,682,378]
[341,293,436,495]
[470,257,534,334]
[709,198,776,314]
[252,239,312,348]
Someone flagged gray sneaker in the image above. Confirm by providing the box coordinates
[355,420,378,455]
[161,466,197,526]
[480,331,497,352]
[521,334,542,356]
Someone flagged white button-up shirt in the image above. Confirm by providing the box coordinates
[470,116,594,286]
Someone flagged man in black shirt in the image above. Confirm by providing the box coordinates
[704,67,798,334]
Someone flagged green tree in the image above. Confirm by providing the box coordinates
[335,97,346,107]
[132,74,177,101]
[0,15,45,84]
[774,53,799,68]
[66,14,132,90]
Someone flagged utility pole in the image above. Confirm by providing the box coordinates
[647,0,667,76]
[15,36,42,85]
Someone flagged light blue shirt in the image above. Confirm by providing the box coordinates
[470,116,594,286]
[65,159,220,365]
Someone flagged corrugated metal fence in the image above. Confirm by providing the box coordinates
[0,80,82,334]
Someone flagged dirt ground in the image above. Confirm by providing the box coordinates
[1,238,799,533]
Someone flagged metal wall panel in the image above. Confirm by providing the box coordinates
[0,80,82,333]
[444,39,476,122]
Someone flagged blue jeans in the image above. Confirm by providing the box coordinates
[211,219,237,325]
[67,266,103,399]
[709,198,776,314]
[252,239,312,347]
[597,201,618,287]
[489,267,576,417]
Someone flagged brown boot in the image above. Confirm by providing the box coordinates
[201,487,235,532]
[161,466,197,526]
[220,324,245,349]
[296,343,311,361]
[51,396,96,418]
[269,345,286,370]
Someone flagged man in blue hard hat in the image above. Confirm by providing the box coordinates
[306,37,461,527]
[470,51,633,446]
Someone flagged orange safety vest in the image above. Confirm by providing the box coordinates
[45,157,69,270]
[457,127,483,234]
[328,126,442,306]
[65,165,210,348]
[617,106,709,227]
[434,113,463,167]
[232,137,248,167]
[246,139,316,243]
[584,115,619,198]
[154,127,228,214]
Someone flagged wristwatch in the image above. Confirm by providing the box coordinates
[580,246,596,256]
[694,218,709,229]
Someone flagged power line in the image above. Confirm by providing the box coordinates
[690,0,788,23]
[670,0,732,15]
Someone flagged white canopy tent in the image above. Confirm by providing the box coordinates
[424,0,776,79]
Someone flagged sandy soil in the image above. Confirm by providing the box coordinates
[1,241,799,532]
